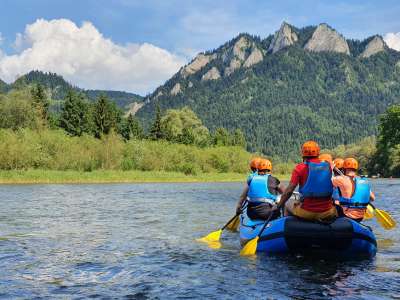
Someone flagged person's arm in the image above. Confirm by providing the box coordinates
[277,183,297,208]
[277,184,285,194]
[369,191,375,202]
[236,184,249,214]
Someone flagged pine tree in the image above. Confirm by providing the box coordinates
[120,114,143,140]
[149,104,164,140]
[231,129,246,148]
[213,127,231,146]
[31,83,49,122]
[59,90,93,136]
[93,94,121,138]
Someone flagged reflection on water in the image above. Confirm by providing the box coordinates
[0,180,399,299]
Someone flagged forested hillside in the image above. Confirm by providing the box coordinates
[0,79,7,93]
[136,23,400,159]
[1,71,143,109]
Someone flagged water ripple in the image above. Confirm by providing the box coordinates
[0,180,399,298]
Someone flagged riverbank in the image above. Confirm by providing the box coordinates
[0,170,291,184]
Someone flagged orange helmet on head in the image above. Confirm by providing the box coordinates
[258,159,272,172]
[250,157,261,171]
[301,141,320,157]
[343,158,358,170]
[333,158,344,169]
[319,153,333,164]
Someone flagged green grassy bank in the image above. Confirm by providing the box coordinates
[0,170,290,184]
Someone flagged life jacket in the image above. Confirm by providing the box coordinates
[299,161,333,198]
[247,174,277,204]
[246,171,258,185]
[339,177,371,208]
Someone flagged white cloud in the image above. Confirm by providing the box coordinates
[384,32,400,51]
[0,19,186,94]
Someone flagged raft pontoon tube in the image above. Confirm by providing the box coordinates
[240,212,377,259]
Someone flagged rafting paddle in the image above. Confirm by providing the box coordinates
[240,212,274,256]
[364,205,374,220]
[226,214,240,232]
[197,214,240,243]
[368,203,396,230]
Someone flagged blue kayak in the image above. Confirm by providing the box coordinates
[240,211,377,259]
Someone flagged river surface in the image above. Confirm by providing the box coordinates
[0,180,399,299]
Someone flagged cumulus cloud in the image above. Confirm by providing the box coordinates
[0,19,186,94]
[384,32,400,51]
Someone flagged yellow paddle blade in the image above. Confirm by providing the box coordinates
[375,209,396,230]
[196,229,222,243]
[226,215,240,232]
[240,236,259,256]
[364,206,374,220]
[207,241,222,249]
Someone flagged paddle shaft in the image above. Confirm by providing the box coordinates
[256,212,274,239]
[221,214,240,231]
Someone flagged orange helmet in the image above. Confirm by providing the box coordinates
[258,159,272,171]
[250,157,261,170]
[301,141,320,157]
[333,158,344,169]
[319,153,333,164]
[343,158,358,170]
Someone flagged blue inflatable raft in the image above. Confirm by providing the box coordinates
[240,211,377,259]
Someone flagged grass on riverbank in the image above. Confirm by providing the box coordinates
[0,170,290,184]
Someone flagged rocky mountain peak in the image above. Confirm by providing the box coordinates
[201,67,221,81]
[360,36,386,58]
[180,53,216,78]
[304,23,350,55]
[233,36,251,60]
[268,22,298,53]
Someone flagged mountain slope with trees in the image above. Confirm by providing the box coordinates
[136,22,400,159]
[1,70,143,109]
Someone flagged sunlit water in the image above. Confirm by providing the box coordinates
[0,180,399,299]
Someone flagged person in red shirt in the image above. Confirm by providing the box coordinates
[277,141,337,222]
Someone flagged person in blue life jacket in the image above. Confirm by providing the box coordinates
[235,158,285,220]
[235,157,261,214]
[332,158,375,222]
[278,141,337,222]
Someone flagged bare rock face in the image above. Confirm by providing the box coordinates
[233,36,250,60]
[224,58,242,76]
[154,90,163,99]
[170,83,182,95]
[244,48,263,67]
[180,54,216,77]
[125,102,144,117]
[304,24,350,55]
[268,22,298,53]
[201,67,221,81]
[360,36,385,58]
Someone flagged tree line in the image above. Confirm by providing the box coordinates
[326,104,400,177]
[0,84,246,148]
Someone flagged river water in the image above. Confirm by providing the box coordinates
[0,180,399,299]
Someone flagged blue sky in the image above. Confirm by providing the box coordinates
[0,0,400,93]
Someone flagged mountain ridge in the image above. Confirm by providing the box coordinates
[0,70,143,109]
[136,22,400,158]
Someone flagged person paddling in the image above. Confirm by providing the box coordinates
[277,141,337,222]
[332,158,375,222]
[235,157,261,214]
[236,158,284,220]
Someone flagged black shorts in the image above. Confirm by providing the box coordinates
[247,202,281,221]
